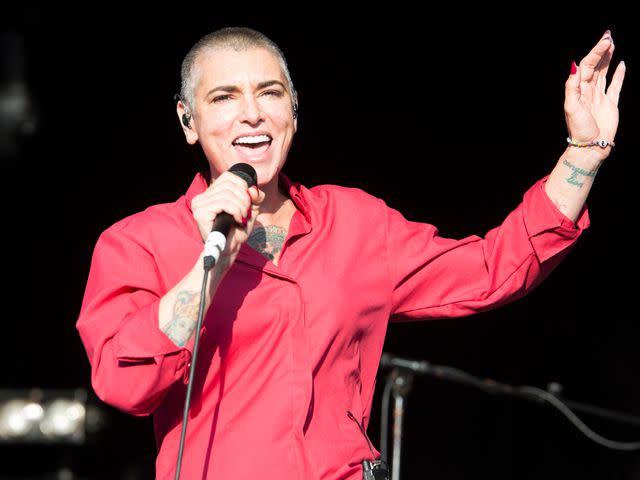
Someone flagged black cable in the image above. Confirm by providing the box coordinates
[173,163,254,478]
[174,261,213,480]
[430,364,640,451]
[517,386,640,451]
[347,410,377,458]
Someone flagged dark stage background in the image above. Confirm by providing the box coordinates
[2,6,639,480]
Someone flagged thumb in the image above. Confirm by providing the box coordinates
[564,60,581,115]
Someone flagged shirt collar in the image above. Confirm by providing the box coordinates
[184,172,208,211]
[184,171,312,224]
[278,172,311,224]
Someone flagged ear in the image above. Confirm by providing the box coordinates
[176,100,198,144]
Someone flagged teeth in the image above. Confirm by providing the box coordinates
[234,135,271,145]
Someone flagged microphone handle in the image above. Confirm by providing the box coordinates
[203,222,230,268]
[202,163,257,269]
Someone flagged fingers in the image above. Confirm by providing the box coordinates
[595,40,615,93]
[606,60,626,105]
[248,185,266,206]
[212,184,250,224]
[579,31,613,83]
[569,30,623,113]
[246,186,266,226]
[192,172,263,235]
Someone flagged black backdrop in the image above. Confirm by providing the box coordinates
[2,5,639,480]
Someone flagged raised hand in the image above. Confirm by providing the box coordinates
[564,30,626,160]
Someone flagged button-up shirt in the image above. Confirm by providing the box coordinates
[77,172,588,480]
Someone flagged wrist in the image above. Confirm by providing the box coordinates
[565,137,614,164]
[192,251,226,300]
[561,146,607,171]
[566,137,615,149]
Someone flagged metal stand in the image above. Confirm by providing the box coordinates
[391,369,414,480]
[379,353,430,480]
[380,367,414,480]
[378,352,640,480]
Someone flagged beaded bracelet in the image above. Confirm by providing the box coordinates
[567,137,615,148]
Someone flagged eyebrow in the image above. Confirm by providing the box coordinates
[205,80,287,97]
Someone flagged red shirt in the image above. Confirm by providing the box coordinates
[77,173,588,480]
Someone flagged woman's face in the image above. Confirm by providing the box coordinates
[182,47,297,187]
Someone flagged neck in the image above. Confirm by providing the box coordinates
[257,176,292,225]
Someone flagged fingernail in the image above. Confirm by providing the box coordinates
[570,61,577,75]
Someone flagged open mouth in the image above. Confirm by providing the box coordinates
[232,134,272,149]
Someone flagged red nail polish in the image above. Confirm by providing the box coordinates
[570,61,577,75]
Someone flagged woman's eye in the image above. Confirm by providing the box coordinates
[212,94,232,103]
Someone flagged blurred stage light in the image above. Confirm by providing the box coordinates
[0,388,100,444]
[39,398,86,439]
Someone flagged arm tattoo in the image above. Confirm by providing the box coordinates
[162,290,200,347]
[563,159,597,187]
[248,226,287,261]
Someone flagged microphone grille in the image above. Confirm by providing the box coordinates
[229,163,258,188]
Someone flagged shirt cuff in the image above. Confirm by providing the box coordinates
[523,176,590,263]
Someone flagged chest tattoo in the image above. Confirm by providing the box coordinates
[248,225,288,262]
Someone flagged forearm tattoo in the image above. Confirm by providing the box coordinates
[162,290,200,347]
[248,226,287,261]
[563,159,597,187]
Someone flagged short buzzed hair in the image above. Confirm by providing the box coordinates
[180,27,297,113]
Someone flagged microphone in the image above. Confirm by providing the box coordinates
[379,353,431,374]
[203,163,258,269]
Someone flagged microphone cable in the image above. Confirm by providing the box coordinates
[173,162,257,480]
[174,259,214,480]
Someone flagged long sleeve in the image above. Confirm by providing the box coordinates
[76,222,197,416]
[387,177,590,320]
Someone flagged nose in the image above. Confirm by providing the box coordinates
[239,96,264,126]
